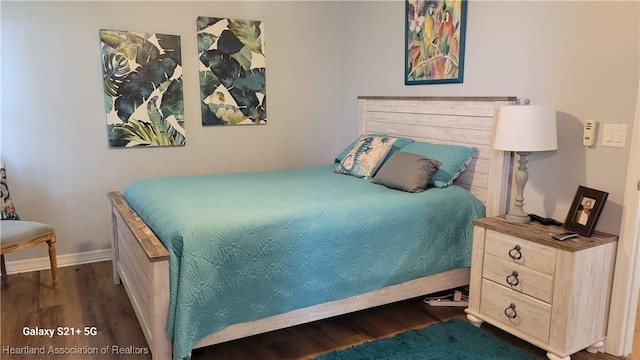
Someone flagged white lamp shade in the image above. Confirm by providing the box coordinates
[493,104,558,152]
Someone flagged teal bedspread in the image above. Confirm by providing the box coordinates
[123,164,485,359]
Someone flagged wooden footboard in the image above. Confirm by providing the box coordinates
[108,192,172,360]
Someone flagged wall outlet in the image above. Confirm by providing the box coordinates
[583,119,596,147]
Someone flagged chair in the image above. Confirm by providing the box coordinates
[0,163,58,289]
[1,220,59,289]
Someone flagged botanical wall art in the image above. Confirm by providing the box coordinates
[405,0,467,85]
[100,29,185,147]
[197,16,266,125]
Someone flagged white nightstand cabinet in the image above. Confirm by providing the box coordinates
[465,217,618,360]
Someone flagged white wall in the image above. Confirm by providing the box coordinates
[336,0,639,237]
[2,1,639,263]
[1,1,342,261]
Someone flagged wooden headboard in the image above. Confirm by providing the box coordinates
[358,96,516,217]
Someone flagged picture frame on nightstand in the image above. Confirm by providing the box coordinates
[564,185,608,237]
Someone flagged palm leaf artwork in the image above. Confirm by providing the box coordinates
[197,16,266,125]
[100,29,185,147]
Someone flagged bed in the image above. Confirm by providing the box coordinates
[108,96,516,359]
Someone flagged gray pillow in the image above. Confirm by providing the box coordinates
[371,151,442,193]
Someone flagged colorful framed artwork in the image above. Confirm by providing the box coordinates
[405,0,468,85]
[563,186,609,237]
[197,16,266,125]
[99,29,185,148]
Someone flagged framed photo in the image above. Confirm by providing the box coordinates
[563,186,608,237]
[405,0,468,85]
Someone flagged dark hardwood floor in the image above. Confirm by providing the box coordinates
[0,261,624,359]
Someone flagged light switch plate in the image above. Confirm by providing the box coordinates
[602,124,627,148]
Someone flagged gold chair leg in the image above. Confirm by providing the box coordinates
[47,233,59,289]
[1,254,7,286]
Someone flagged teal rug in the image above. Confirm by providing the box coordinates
[315,318,537,360]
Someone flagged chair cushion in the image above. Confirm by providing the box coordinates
[1,220,54,247]
[1,163,20,220]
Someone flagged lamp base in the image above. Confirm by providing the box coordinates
[505,212,531,224]
[504,151,532,225]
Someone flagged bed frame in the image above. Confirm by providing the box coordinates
[108,96,516,359]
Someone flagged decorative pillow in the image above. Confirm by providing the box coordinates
[335,134,414,163]
[371,151,442,193]
[335,135,397,179]
[401,142,476,188]
[1,163,20,220]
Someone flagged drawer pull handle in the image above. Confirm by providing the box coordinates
[508,245,522,260]
[504,303,518,319]
[506,271,520,287]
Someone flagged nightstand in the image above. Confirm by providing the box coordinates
[465,216,618,360]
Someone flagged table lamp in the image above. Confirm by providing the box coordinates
[493,100,558,223]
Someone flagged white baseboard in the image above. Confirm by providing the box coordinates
[3,249,112,275]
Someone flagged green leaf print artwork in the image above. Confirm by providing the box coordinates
[100,29,185,147]
[197,16,266,125]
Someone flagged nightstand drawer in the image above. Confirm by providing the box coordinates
[485,229,557,274]
[483,254,554,303]
[480,279,551,343]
